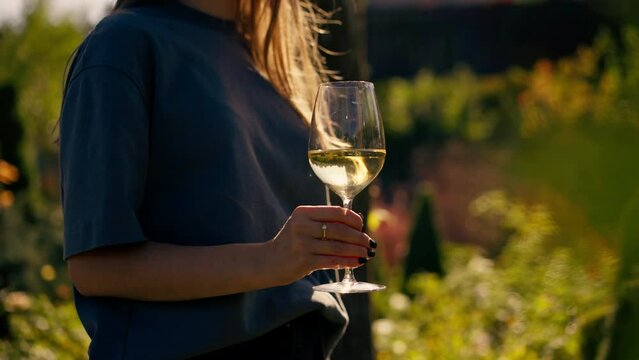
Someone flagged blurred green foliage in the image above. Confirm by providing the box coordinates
[374,25,638,359]
[378,28,639,143]
[0,1,85,207]
[605,190,639,359]
[402,184,444,292]
[0,1,88,357]
[0,291,89,360]
[372,192,616,359]
[0,0,84,295]
[377,26,639,248]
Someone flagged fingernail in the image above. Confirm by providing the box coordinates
[367,249,376,258]
[369,239,377,249]
[358,212,364,219]
[358,257,368,264]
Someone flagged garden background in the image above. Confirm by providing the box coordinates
[0,0,638,359]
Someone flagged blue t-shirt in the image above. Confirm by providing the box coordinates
[59,2,347,358]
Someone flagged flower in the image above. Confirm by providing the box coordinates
[0,190,15,208]
[0,160,19,184]
[3,291,32,312]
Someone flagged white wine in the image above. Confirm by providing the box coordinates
[308,149,386,200]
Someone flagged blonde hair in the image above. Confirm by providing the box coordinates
[114,0,336,123]
[237,0,336,122]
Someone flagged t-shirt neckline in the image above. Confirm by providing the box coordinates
[165,0,237,34]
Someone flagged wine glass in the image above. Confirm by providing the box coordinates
[308,81,386,294]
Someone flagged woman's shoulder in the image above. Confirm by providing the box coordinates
[68,8,162,87]
[92,9,150,37]
[91,5,177,41]
[83,9,159,61]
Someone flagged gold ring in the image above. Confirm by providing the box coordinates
[321,223,328,240]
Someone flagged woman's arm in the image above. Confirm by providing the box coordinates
[68,206,374,301]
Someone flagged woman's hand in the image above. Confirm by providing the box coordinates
[266,205,376,285]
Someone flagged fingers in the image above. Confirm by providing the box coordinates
[295,206,363,231]
[314,222,371,248]
[283,206,375,277]
[290,219,371,248]
[311,255,366,270]
[311,238,372,259]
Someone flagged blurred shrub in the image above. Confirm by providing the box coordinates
[605,190,639,359]
[378,28,639,143]
[378,66,520,143]
[0,0,85,205]
[376,24,638,273]
[0,291,88,360]
[372,191,616,359]
[0,2,88,357]
[0,0,84,296]
[1,193,67,296]
[510,32,639,236]
[401,183,444,292]
[372,23,639,360]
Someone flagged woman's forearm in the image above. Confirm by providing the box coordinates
[68,241,284,301]
[67,206,373,301]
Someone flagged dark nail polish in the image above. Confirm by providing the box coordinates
[367,249,376,258]
[358,257,368,264]
[369,239,378,249]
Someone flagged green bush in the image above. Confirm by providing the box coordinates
[0,292,89,360]
[372,192,616,359]
[373,27,639,358]
[0,2,88,357]
[0,0,85,295]
[378,28,639,143]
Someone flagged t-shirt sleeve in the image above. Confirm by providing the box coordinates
[59,65,150,259]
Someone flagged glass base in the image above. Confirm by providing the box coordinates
[313,281,386,294]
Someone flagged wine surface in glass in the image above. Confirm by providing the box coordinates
[308,149,386,200]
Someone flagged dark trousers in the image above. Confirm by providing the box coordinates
[188,311,327,360]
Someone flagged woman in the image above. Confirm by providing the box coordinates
[58,0,377,358]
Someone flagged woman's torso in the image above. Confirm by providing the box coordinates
[60,2,347,358]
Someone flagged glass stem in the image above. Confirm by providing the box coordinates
[341,197,356,285]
